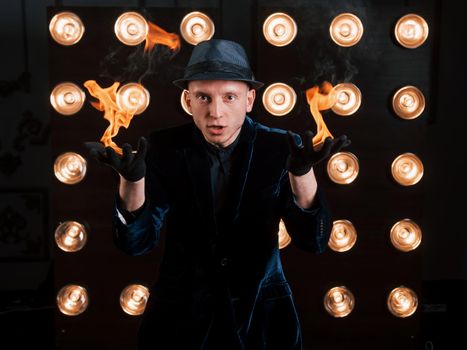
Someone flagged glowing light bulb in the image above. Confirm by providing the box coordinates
[391,153,423,186]
[327,152,359,184]
[392,86,425,120]
[324,286,355,317]
[120,284,150,316]
[114,12,148,46]
[180,12,215,45]
[390,219,422,252]
[394,14,429,49]
[263,12,297,47]
[50,82,85,115]
[55,221,87,252]
[328,220,357,252]
[116,83,150,115]
[329,13,363,47]
[262,83,296,116]
[57,284,89,316]
[387,286,418,317]
[331,83,361,116]
[49,11,85,46]
[54,152,87,185]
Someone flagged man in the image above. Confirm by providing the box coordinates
[90,39,350,349]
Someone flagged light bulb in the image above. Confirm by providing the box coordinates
[120,284,150,316]
[328,220,357,252]
[57,284,89,316]
[49,11,85,46]
[324,286,355,317]
[180,12,215,45]
[55,221,87,252]
[50,82,85,115]
[114,12,148,46]
[387,286,418,317]
[263,12,297,47]
[394,14,429,49]
[329,13,363,47]
[327,152,359,184]
[54,152,87,185]
[391,153,423,186]
[262,83,296,116]
[331,83,361,116]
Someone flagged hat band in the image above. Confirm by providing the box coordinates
[184,60,254,80]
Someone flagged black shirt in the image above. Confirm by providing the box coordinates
[203,134,240,217]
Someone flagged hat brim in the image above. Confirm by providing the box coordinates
[173,72,264,90]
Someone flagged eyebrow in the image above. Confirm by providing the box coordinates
[191,89,241,96]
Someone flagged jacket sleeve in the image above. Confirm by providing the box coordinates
[279,170,331,253]
[112,137,170,256]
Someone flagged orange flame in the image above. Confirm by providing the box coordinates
[306,81,337,147]
[144,21,180,53]
[84,80,138,155]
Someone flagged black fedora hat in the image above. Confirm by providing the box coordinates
[173,39,263,90]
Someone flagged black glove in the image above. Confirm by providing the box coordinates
[85,137,148,182]
[286,130,351,176]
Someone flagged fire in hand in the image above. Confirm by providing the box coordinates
[84,80,127,155]
[84,80,148,155]
[306,81,337,148]
[83,19,180,156]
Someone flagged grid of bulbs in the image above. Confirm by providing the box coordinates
[51,9,427,318]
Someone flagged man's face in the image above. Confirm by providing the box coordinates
[185,80,256,148]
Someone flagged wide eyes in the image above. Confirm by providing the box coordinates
[194,94,237,103]
[198,95,209,102]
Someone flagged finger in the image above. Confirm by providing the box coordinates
[343,136,351,148]
[330,135,350,154]
[106,146,121,167]
[121,143,134,166]
[84,141,105,154]
[85,142,109,164]
[84,142,106,160]
[287,130,301,150]
[304,130,315,154]
[89,148,108,163]
[320,137,334,157]
[137,137,148,156]
[134,137,148,163]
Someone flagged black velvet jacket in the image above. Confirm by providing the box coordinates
[112,116,331,350]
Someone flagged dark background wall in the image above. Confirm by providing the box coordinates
[1,0,466,349]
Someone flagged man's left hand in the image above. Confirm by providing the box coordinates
[286,130,351,176]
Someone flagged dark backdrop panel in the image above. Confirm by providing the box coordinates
[48,6,220,348]
[46,1,465,349]
[253,0,434,348]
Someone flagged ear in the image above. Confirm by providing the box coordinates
[183,89,192,113]
[246,88,256,113]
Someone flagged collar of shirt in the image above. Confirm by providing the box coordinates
[203,132,240,162]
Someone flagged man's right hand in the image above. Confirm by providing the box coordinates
[85,137,148,182]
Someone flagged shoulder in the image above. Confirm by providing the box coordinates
[247,117,291,158]
[250,118,289,148]
[251,118,303,148]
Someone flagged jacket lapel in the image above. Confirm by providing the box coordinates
[226,117,256,223]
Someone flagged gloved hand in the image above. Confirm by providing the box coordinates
[85,137,148,182]
[286,130,351,176]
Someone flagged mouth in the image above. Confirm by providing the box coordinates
[207,125,226,135]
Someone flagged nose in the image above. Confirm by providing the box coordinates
[208,98,223,119]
